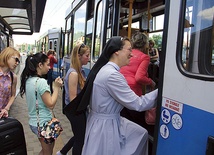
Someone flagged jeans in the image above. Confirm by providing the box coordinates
[30,125,40,137]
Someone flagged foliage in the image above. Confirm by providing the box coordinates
[149,34,162,49]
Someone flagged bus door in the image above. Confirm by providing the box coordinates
[87,0,109,70]
[63,12,73,75]
[87,0,122,69]
[154,0,214,155]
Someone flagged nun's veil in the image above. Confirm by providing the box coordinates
[64,36,124,114]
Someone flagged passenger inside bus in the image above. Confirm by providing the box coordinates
[120,32,156,155]
[148,40,159,65]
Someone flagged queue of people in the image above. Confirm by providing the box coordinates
[62,35,158,155]
[0,32,158,155]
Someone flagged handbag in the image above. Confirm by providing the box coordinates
[35,78,63,144]
[145,107,156,125]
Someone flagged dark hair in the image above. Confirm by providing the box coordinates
[20,53,48,97]
[47,49,55,56]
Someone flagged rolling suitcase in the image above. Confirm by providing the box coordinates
[0,117,27,155]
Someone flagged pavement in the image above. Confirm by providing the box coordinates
[9,55,73,155]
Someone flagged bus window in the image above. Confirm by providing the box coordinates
[68,32,72,54]
[87,0,95,19]
[73,2,86,46]
[0,32,7,51]
[153,14,164,31]
[64,32,68,56]
[54,40,57,52]
[181,0,214,75]
[93,0,103,60]
[65,16,72,56]
[120,22,140,37]
[149,32,163,52]
[49,41,53,50]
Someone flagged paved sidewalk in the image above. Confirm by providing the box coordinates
[9,55,73,155]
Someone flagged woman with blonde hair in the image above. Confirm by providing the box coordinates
[0,47,20,118]
[57,43,90,155]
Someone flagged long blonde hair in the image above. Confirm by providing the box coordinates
[70,44,90,89]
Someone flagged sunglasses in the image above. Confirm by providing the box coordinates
[11,56,20,64]
[78,44,85,53]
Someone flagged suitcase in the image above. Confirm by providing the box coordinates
[0,117,27,155]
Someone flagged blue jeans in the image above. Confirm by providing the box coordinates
[30,125,40,138]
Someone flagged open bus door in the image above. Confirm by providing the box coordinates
[153,0,214,155]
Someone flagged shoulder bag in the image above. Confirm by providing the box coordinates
[35,78,63,144]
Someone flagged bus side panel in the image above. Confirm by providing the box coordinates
[157,100,214,155]
[155,0,214,154]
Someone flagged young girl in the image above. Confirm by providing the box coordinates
[0,47,20,118]
[20,53,63,155]
[57,44,90,155]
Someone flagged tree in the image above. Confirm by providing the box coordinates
[150,34,162,49]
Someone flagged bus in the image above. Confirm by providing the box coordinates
[63,0,214,154]
[36,28,64,79]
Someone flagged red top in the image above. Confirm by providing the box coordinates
[120,49,152,96]
[48,54,57,69]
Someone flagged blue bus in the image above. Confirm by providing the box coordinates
[63,0,214,154]
[36,28,64,79]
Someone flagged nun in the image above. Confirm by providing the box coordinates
[65,36,158,155]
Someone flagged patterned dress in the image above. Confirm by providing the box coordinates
[0,71,12,110]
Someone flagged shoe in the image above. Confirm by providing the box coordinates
[56,150,68,155]
[56,151,63,155]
